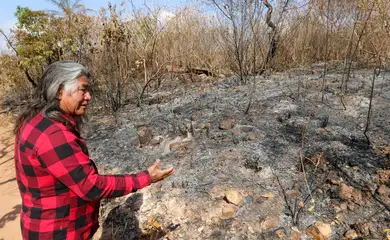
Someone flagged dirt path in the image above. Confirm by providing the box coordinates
[0,113,21,240]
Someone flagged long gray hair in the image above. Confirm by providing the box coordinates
[15,60,91,134]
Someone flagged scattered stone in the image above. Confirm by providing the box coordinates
[191,111,202,121]
[340,202,348,211]
[275,228,287,238]
[150,135,163,145]
[208,185,226,199]
[203,203,223,224]
[138,126,153,145]
[286,190,299,198]
[291,228,301,240]
[339,183,353,200]
[219,118,236,130]
[169,140,192,153]
[225,189,244,206]
[353,221,370,237]
[261,193,274,199]
[329,177,343,185]
[344,229,358,239]
[221,202,238,219]
[376,169,390,183]
[247,134,256,141]
[238,125,254,132]
[198,123,211,129]
[377,184,389,196]
[330,200,348,213]
[256,216,280,232]
[306,221,332,239]
[362,183,376,195]
[351,189,364,205]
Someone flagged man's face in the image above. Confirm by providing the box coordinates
[59,76,91,116]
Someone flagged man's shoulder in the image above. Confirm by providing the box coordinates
[24,113,67,140]
[18,113,68,151]
[31,113,66,131]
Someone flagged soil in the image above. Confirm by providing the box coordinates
[0,113,21,240]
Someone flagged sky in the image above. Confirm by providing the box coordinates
[0,0,191,52]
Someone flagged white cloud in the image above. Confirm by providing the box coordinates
[157,10,175,27]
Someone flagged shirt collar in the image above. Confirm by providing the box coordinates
[57,107,77,127]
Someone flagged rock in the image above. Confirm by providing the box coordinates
[138,126,153,145]
[362,183,376,195]
[376,169,390,182]
[331,201,348,213]
[194,123,210,139]
[286,190,299,198]
[150,135,163,146]
[340,202,348,211]
[219,118,236,130]
[353,221,370,237]
[191,111,202,121]
[261,193,274,199]
[344,229,358,239]
[275,228,287,238]
[255,216,280,232]
[329,177,343,185]
[221,202,238,219]
[347,202,356,211]
[166,198,186,221]
[339,183,353,200]
[169,140,192,153]
[225,189,244,206]
[203,202,222,224]
[351,189,364,205]
[238,125,254,132]
[291,228,301,240]
[247,134,256,141]
[377,184,390,196]
[198,123,211,129]
[208,185,226,199]
[306,221,332,239]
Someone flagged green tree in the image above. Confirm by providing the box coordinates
[13,7,65,80]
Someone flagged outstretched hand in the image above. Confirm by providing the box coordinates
[147,159,175,183]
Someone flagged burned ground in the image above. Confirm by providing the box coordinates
[87,66,390,239]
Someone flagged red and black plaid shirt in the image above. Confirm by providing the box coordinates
[14,112,151,240]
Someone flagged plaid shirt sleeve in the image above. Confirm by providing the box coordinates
[36,129,151,201]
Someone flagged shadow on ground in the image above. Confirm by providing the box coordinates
[0,204,20,229]
[100,193,166,240]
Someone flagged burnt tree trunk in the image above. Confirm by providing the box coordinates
[263,0,278,65]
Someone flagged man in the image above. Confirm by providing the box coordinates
[14,60,174,239]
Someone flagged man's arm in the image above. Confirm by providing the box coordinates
[36,129,151,201]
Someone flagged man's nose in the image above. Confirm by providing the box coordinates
[84,91,91,100]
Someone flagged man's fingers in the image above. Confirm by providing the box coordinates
[161,167,175,177]
[152,159,160,169]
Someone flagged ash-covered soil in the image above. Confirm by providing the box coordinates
[86,66,390,239]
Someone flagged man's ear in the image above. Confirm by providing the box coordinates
[56,85,64,100]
